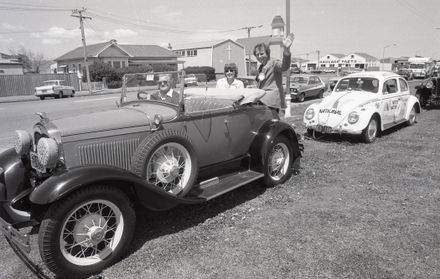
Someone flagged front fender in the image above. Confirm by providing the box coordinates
[0,148,31,201]
[29,166,200,211]
[249,119,301,170]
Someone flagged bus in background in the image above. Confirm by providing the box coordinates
[408,56,433,79]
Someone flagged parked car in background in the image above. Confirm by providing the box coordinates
[184,73,198,87]
[415,76,440,108]
[397,68,413,80]
[303,71,421,143]
[237,76,258,88]
[290,74,326,102]
[0,71,303,279]
[34,80,75,100]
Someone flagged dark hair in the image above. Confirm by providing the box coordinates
[253,43,270,58]
[224,63,238,77]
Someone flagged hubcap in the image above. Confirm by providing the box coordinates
[368,119,377,139]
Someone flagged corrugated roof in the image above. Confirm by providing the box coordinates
[55,41,177,61]
[172,40,225,50]
[329,53,345,58]
[354,52,379,62]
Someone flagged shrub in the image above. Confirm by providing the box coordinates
[107,80,123,89]
[185,66,216,81]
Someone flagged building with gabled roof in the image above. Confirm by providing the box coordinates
[54,39,180,73]
[173,39,246,76]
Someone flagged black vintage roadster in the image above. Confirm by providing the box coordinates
[0,71,302,278]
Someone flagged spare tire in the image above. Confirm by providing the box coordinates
[130,130,198,196]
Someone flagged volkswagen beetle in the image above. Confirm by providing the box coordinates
[0,71,302,278]
[303,71,421,143]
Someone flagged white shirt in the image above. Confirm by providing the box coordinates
[216,78,244,89]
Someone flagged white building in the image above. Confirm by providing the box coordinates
[173,39,246,76]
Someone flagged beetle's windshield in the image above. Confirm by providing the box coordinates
[120,71,185,105]
[334,77,379,93]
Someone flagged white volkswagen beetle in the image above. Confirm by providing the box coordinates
[303,71,421,143]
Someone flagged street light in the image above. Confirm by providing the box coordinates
[382,43,396,71]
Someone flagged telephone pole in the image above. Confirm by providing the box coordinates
[284,0,291,118]
[71,7,92,95]
[241,25,263,75]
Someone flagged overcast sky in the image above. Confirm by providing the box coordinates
[1,0,439,60]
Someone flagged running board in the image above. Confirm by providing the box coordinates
[188,170,264,201]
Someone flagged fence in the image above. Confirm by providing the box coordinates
[80,81,106,91]
[0,73,79,97]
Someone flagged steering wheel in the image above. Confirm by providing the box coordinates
[137,90,150,100]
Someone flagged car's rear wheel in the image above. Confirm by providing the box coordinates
[361,116,379,143]
[131,130,198,196]
[38,185,135,279]
[262,135,294,187]
[39,96,45,100]
[59,91,64,98]
[406,105,417,126]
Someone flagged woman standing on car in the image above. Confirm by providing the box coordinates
[216,63,244,89]
[254,33,294,112]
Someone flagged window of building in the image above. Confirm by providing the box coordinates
[107,61,112,66]
[78,64,82,72]
[122,61,126,68]
[114,61,121,68]
[187,49,197,57]
[351,55,354,58]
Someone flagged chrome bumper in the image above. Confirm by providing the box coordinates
[0,215,31,253]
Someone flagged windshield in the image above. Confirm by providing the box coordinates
[334,77,379,93]
[43,80,61,86]
[292,77,309,84]
[410,64,425,69]
[121,71,184,105]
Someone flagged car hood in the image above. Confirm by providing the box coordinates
[51,107,151,137]
[290,82,306,89]
[316,90,379,124]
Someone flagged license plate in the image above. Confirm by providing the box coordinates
[315,125,332,133]
[30,151,46,173]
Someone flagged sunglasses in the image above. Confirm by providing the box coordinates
[225,68,235,73]
[159,81,169,85]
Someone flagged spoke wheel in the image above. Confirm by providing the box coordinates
[131,130,198,197]
[262,135,294,187]
[362,116,378,143]
[39,185,135,279]
[146,142,192,195]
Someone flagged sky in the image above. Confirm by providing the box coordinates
[1,0,440,61]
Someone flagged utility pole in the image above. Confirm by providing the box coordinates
[317,50,320,71]
[71,7,92,95]
[284,0,291,118]
[241,25,263,75]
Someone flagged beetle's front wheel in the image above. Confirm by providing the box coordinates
[361,116,379,143]
[38,185,135,279]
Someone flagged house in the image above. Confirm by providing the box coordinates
[54,39,180,74]
[339,53,380,71]
[318,53,345,71]
[0,52,23,75]
[173,39,246,76]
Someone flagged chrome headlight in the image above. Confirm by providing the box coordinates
[348,111,360,124]
[290,87,298,92]
[14,130,32,156]
[305,108,315,120]
[37,138,59,168]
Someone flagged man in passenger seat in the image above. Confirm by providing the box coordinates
[151,75,180,104]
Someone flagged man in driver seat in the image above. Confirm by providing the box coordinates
[151,74,180,104]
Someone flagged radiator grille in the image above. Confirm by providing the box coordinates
[79,138,140,170]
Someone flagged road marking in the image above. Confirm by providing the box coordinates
[73,97,119,103]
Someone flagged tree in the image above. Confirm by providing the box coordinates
[9,46,48,73]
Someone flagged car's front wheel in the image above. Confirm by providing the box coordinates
[38,185,135,279]
[262,135,294,187]
[297,93,305,102]
[361,116,379,143]
[39,96,45,100]
[406,105,417,126]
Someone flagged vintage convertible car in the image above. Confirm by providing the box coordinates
[303,71,421,143]
[290,74,326,102]
[0,71,302,278]
[34,80,75,100]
